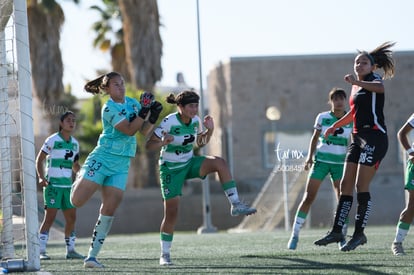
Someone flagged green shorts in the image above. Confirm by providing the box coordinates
[404,161,414,190]
[308,160,344,182]
[80,150,130,191]
[43,185,74,210]
[160,156,206,200]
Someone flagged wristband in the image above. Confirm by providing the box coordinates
[407,148,414,155]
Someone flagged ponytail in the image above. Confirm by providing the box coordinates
[84,72,122,94]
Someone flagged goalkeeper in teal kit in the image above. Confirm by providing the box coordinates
[70,72,163,268]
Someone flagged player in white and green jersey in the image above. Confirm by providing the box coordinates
[391,113,414,255]
[146,90,256,266]
[156,112,202,170]
[288,88,353,250]
[313,111,353,165]
[36,111,83,260]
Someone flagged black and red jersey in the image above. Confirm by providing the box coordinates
[349,72,386,133]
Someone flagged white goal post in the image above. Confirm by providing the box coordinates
[0,0,39,271]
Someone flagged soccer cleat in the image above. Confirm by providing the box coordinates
[66,250,86,259]
[159,253,173,266]
[392,242,405,256]
[84,257,104,268]
[340,233,367,252]
[314,231,345,246]
[338,235,347,249]
[231,202,257,216]
[40,252,51,260]
[287,235,299,250]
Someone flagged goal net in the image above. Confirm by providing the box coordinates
[0,0,39,271]
[230,158,308,233]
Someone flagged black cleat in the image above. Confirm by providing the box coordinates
[314,231,345,246]
[340,233,367,251]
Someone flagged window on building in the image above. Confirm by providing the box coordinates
[263,130,312,169]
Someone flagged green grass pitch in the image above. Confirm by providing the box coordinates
[34,226,414,274]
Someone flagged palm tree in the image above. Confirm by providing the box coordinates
[118,0,162,92]
[118,0,163,188]
[27,0,79,133]
[91,0,162,91]
[90,0,131,81]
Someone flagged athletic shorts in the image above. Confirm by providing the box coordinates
[346,131,388,168]
[43,185,74,210]
[79,150,131,191]
[404,161,414,190]
[159,156,206,200]
[309,160,344,182]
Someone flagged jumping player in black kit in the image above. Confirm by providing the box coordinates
[314,41,395,251]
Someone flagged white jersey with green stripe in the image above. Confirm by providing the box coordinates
[41,132,79,188]
[154,112,202,169]
[314,111,353,164]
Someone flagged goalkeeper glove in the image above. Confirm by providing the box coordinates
[148,101,163,124]
[138,91,154,119]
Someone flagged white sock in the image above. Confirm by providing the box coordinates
[160,232,173,255]
[292,216,306,237]
[395,227,409,243]
[65,232,76,252]
[161,240,172,255]
[224,187,240,204]
[88,214,114,258]
[39,232,49,254]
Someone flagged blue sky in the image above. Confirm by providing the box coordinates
[60,0,414,98]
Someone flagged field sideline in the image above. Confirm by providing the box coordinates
[34,225,413,274]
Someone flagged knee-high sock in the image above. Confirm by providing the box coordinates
[88,214,114,258]
[332,195,353,233]
[354,192,372,235]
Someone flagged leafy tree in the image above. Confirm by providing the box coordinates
[90,0,130,81]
